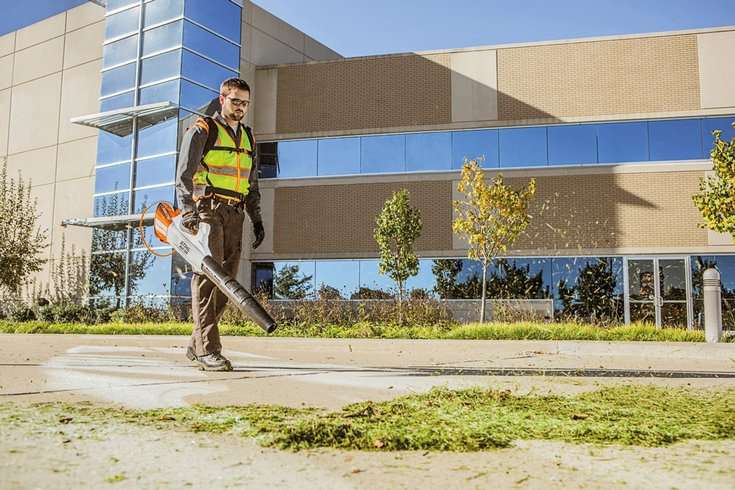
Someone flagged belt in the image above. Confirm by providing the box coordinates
[199,186,245,208]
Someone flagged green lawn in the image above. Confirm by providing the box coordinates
[0,319,727,342]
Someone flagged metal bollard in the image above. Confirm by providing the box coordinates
[703,268,722,343]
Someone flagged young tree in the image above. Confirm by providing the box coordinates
[0,160,48,298]
[693,122,735,235]
[374,189,422,324]
[453,159,536,323]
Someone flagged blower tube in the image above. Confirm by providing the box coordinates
[201,256,277,334]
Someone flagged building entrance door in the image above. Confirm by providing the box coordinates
[624,257,692,329]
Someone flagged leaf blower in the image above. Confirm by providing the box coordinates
[152,201,277,333]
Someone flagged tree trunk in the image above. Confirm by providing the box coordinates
[397,279,403,325]
[480,260,488,323]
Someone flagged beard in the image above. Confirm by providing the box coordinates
[225,109,244,122]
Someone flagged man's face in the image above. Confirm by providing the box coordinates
[219,88,250,122]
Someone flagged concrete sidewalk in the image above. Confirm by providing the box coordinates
[1,334,733,409]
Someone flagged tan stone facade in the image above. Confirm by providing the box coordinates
[0,3,104,289]
[275,53,451,134]
[496,35,700,121]
[256,27,735,140]
[255,164,719,261]
[272,180,452,256]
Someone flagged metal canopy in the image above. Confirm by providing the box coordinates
[61,214,154,231]
[70,101,179,137]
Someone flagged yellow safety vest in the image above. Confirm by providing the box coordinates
[193,118,254,199]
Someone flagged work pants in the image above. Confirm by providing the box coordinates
[190,201,245,356]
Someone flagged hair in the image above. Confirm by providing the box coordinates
[220,78,251,96]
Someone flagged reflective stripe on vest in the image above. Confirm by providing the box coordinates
[193,119,253,196]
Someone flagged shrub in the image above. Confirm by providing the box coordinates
[8,303,36,322]
[219,293,456,329]
[36,302,112,324]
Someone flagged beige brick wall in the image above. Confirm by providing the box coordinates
[1,3,104,290]
[273,181,453,255]
[269,169,707,258]
[497,35,701,121]
[509,171,707,252]
[275,54,451,134]
[263,30,717,137]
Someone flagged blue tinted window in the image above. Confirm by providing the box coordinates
[101,62,137,96]
[139,79,180,105]
[103,35,138,68]
[596,122,648,163]
[315,260,359,299]
[135,155,176,188]
[357,260,394,298]
[142,20,182,56]
[649,119,702,161]
[180,79,218,112]
[133,185,175,213]
[183,21,239,70]
[92,228,127,252]
[100,91,135,112]
[701,117,735,158]
[105,7,140,39]
[317,138,360,176]
[143,0,184,27]
[182,50,236,92]
[89,252,127,299]
[97,131,133,164]
[548,124,597,165]
[499,127,547,167]
[405,132,452,171]
[405,260,437,296]
[132,225,167,250]
[140,49,181,86]
[94,191,130,217]
[277,140,317,178]
[487,258,552,299]
[185,0,241,44]
[106,0,137,11]
[551,257,623,315]
[95,163,130,193]
[128,252,172,296]
[171,254,193,298]
[451,129,499,169]
[692,256,735,298]
[273,261,315,299]
[136,117,177,158]
[361,135,405,174]
[431,259,479,299]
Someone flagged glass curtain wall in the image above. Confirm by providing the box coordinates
[252,256,627,322]
[255,255,735,327]
[92,0,242,307]
[258,116,735,179]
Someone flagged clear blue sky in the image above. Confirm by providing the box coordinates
[3,0,735,57]
[253,0,735,56]
[0,0,87,37]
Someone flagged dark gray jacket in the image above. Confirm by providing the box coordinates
[176,111,262,225]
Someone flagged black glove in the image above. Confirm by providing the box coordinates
[181,210,200,234]
[252,221,265,249]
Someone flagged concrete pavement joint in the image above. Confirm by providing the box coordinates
[0,370,328,397]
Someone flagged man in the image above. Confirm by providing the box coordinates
[176,78,264,371]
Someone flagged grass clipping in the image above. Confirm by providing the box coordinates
[4,385,734,451]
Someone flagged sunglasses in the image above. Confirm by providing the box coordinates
[222,96,250,108]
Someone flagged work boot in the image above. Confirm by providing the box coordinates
[186,347,233,372]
